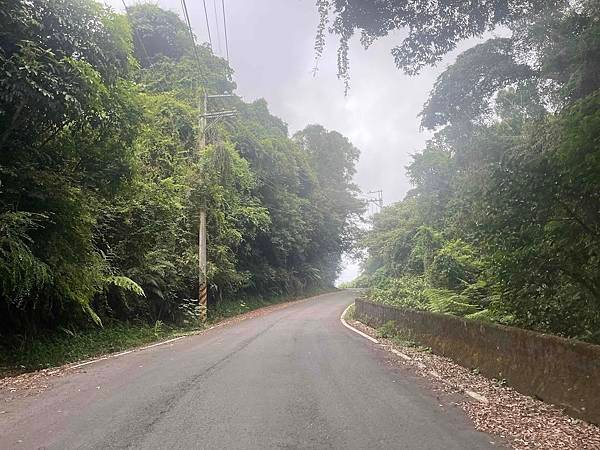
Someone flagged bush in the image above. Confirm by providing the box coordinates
[376,320,398,338]
[423,288,480,316]
[367,276,429,310]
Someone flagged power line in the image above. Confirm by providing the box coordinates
[121,0,151,65]
[362,190,383,215]
[180,0,201,73]
[221,0,230,62]
[202,0,213,49]
[213,0,222,55]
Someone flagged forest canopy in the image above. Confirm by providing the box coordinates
[0,0,364,335]
[352,0,600,343]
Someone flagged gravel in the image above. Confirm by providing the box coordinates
[349,319,600,450]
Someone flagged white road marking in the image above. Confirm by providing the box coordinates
[70,350,134,369]
[138,336,185,350]
[69,336,189,370]
[390,348,412,360]
[340,304,490,405]
[340,304,379,343]
[465,390,489,403]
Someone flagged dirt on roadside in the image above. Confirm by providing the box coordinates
[348,318,600,450]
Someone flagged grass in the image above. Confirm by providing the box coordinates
[374,319,432,352]
[342,303,355,320]
[0,322,198,376]
[0,288,334,377]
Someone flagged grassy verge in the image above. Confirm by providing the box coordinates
[0,288,334,377]
[342,303,355,320]
[0,322,198,377]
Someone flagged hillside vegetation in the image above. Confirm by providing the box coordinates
[0,1,363,346]
[344,0,600,343]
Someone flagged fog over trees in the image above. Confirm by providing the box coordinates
[327,0,600,342]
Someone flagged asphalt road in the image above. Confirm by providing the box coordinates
[0,290,496,449]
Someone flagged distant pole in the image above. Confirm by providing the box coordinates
[367,190,384,213]
[198,208,208,321]
[199,89,208,149]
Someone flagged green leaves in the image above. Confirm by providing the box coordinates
[316,0,561,80]
[420,38,536,130]
[0,1,363,337]
[358,3,600,342]
[0,211,51,302]
[105,276,145,298]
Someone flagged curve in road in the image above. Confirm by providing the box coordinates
[0,290,497,449]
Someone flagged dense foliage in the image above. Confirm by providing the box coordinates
[355,1,600,342]
[316,0,570,89]
[0,0,363,336]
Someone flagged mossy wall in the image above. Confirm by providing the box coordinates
[355,299,600,425]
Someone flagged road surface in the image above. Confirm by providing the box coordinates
[0,290,496,449]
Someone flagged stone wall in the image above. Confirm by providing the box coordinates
[355,299,600,424]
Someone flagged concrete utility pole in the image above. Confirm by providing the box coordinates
[199,90,207,149]
[366,190,384,213]
[198,208,208,321]
[197,91,237,321]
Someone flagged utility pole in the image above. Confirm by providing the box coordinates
[199,89,207,149]
[366,189,383,213]
[197,91,237,321]
[198,208,207,321]
[201,93,237,138]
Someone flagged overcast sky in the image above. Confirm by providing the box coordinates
[107,0,477,283]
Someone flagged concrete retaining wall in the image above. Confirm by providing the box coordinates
[355,299,600,424]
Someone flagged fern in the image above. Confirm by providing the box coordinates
[83,303,103,327]
[0,212,51,302]
[105,275,146,297]
[424,288,480,316]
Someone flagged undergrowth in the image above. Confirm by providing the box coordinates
[375,320,430,352]
[0,322,201,376]
[343,303,355,320]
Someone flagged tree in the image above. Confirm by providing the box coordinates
[315,0,562,86]
[356,0,600,341]
[420,38,536,129]
[127,4,191,65]
[1,1,365,335]
[0,0,141,330]
[294,125,365,284]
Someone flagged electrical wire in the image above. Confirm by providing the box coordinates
[179,0,209,111]
[180,0,202,74]
[221,0,230,62]
[202,0,213,49]
[213,0,222,55]
[121,0,151,65]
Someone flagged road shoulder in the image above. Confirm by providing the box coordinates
[342,305,600,449]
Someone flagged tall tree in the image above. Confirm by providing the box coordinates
[315,0,563,87]
[356,0,600,342]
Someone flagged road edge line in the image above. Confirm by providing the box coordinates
[340,303,379,343]
[341,304,490,405]
[69,337,187,370]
